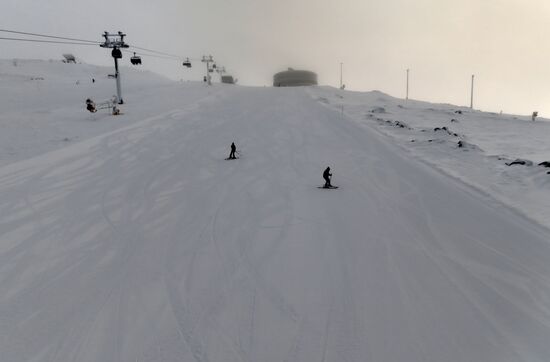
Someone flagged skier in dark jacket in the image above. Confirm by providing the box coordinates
[229,142,237,159]
[323,167,332,188]
[85,98,96,113]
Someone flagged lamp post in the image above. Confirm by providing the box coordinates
[340,62,343,89]
[406,68,410,101]
[470,74,475,109]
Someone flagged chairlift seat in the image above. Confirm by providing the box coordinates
[130,53,142,65]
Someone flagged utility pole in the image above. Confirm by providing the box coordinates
[100,31,128,104]
[470,74,475,109]
[406,68,410,101]
[340,62,343,89]
[201,55,214,85]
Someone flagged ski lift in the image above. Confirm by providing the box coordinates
[130,52,142,65]
[85,96,120,115]
[111,48,122,59]
[182,58,192,68]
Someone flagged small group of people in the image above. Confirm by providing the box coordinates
[85,97,120,115]
[227,142,335,188]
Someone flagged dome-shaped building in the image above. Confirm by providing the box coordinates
[273,68,318,87]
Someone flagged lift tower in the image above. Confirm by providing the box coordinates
[201,55,215,85]
[100,31,129,104]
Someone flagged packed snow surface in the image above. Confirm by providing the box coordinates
[1,60,550,362]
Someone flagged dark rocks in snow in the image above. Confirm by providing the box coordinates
[457,140,481,151]
[506,159,533,166]
[433,126,459,137]
[454,110,463,114]
[450,118,458,123]
[370,106,386,114]
[538,161,550,168]
[380,119,411,129]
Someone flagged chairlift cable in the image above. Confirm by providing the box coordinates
[121,49,180,61]
[0,27,202,66]
[0,37,99,46]
[129,45,185,59]
[0,29,100,44]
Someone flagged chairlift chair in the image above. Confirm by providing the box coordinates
[130,52,142,65]
[182,58,192,68]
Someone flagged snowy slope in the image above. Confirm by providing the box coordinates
[1,63,550,362]
[311,87,550,231]
[0,59,185,167]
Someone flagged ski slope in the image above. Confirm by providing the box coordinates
[1,66,550,361]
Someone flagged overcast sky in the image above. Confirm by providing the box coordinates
[2,0,550,116]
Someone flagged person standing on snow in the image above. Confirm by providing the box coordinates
[85,98,97,113]
[323,167,332,188]
[229,142,237,159]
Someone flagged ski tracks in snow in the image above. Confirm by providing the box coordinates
[3,86,550,361]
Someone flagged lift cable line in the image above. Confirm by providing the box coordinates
[0,36,195,66]
[126,48,182,61]
[128,46,201,62]
[0,27,194,60]
[121,49,179,61]
[0,27,204,79]
[129,45,187,59]
[0,27,199,63]
[0,29,99,44]
[0,37,99,46]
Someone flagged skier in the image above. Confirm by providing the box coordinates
[85,98,96,113]
[323,167,332,188]
[229,142,237,159]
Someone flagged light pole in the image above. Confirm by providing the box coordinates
[340,62,343,89]
[100,31,128,104]
[470,74,475,109]
[406,68,410,101]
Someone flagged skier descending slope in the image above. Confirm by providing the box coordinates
[226,142,238,160]
[321,166,338,189]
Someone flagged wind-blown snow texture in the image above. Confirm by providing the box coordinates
[1,60,550,362]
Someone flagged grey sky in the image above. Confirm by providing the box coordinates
[2,0,550,116]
